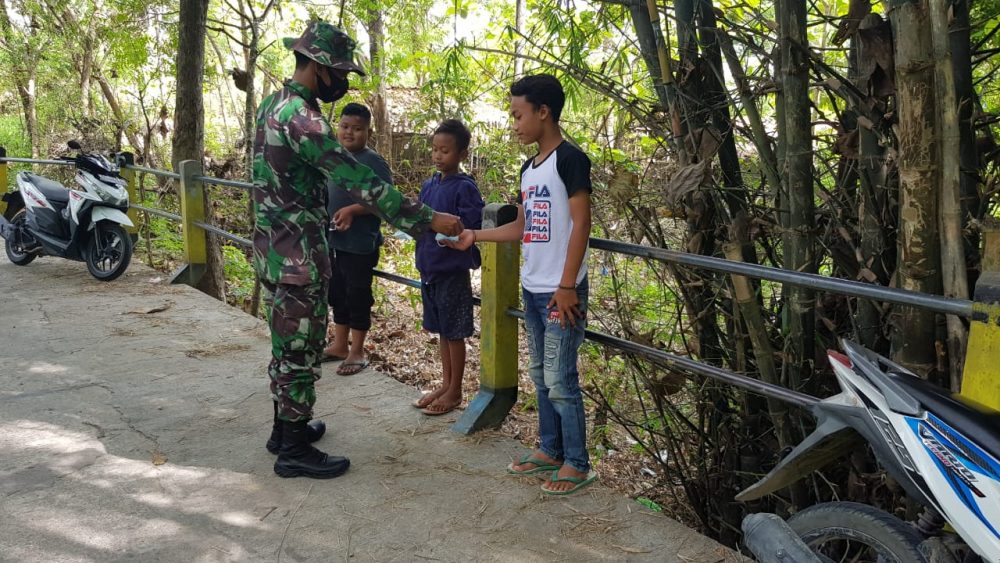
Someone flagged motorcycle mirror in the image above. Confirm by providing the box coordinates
[67,140,82,150]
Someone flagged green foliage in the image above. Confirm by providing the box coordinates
[635,497,663,512]
[222,244,255,303]
[147,215,183,254]
[0,116,32,157]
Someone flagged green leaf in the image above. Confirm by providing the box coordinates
[636,498,662,512]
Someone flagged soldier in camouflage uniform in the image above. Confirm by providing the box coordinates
[254,21,463,479]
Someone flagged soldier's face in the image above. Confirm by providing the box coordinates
[315,64,350,103]
[338,116,370,153]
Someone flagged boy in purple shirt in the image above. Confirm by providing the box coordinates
[413,119,485,415]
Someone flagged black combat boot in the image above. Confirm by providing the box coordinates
[273,420,350,479]
[266,402,327,454]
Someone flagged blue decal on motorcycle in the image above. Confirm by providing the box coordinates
[907,417,1000,540]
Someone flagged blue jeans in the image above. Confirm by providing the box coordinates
[522,277,589,473]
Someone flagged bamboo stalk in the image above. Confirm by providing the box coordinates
[644,0,685,152]
[724,244,791,446]
[779,0,816,390]
[718,31,781,193]
[724,242,805,509]
[930,0,970,389]
[888,0,942,375]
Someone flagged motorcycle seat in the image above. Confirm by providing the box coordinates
[891,371,1000,463]
[23,172,70,204]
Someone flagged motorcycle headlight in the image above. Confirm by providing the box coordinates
[94,183,125,204]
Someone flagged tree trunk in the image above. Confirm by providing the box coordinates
[16,79,38,158]
[80,37,93,118]
[949,0,979,281]
[96,74,145,154]
[673,0,721,366]
[888,0,941,376]
[779,0,816,392]
[930,0,969,388]
[243,28,259,178]
[627,2,671,113]
[0,0,38,158]
[366,8,391,156]
[173,0,226,301]
[697,0,754,265]
[853,32,891,354]
[514,0,525,77]
[773,6,787,233]
[244,24,263,317]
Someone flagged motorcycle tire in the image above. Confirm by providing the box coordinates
[85,221,132,281]
[4,209,37,266]
[788,501,928,563]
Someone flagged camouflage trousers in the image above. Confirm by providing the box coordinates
[262,280,329,422]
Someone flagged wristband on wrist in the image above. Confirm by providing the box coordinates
[472,230,477,242]
[558,284,576,290]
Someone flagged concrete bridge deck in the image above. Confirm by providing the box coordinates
[0,250,741,562]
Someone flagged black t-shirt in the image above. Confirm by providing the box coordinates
[327,147,391,254]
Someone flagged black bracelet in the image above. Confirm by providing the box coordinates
[558,284,576,290]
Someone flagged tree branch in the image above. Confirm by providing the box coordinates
[259,0,279,23]
[209,26,249,48]
[464,43,666,137]
[593,0,644,6]
[207,17,248,31]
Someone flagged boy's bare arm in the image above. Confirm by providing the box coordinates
[445,205,525,249]
[559,192,591,288]
[547,191,591,327]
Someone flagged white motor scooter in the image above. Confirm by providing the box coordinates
[0,141,133,281]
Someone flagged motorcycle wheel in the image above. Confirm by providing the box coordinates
[4,209,37,266]
[85,221,132,281]
[788,501,928,563]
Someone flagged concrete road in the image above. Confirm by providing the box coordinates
[0,249,742,562]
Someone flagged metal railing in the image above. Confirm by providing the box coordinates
[3,150,997,430]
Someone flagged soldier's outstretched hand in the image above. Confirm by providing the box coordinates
[430,212,464,236]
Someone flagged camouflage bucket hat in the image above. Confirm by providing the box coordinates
[283,21,366,76]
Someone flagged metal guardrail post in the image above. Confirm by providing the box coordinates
[170,160,207,287]
[0,146,7,216]
[453,203,521,434]
[962,228,1000,410]
[116,153,139,236]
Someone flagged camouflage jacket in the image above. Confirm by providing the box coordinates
[252,80,433,285]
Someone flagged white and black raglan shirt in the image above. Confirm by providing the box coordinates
[517,141,593,293]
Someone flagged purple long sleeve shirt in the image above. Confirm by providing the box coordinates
[415,172,484,282]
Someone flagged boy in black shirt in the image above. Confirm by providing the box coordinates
[321,103,390,376]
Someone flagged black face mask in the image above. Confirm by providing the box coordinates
[316,68,349,103]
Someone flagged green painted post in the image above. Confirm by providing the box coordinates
[170,159,207,287]
[453,203,521,434]
[962,228,1000,411]
[0,146,8,217]
[115,152,139,237]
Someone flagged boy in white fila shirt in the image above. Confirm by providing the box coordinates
[446,74,595,495]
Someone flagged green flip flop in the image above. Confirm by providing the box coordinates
[541,470,599,495]
[506,454,562,475]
